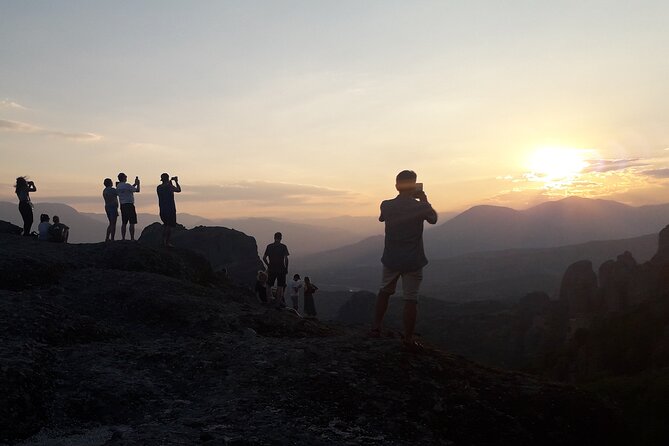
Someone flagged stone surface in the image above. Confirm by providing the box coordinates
[139,223,263,285]
[0,233,625,445]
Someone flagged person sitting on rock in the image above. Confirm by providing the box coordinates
[37,213,51,241]
[48,215,69,243]
[289,273,303,311]
[256,270,269,303]
[303,276,319,319]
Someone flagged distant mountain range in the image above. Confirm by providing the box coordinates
[295,197,669,269]
[0,202,381,255]
[293,197,669,300]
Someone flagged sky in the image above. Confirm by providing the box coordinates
[1,1,669,219]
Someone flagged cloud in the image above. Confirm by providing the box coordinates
[0,119,101,141]
[11,181,362,209]
[641,168,669,179]
[183,181,358,204]
[583,158,649,174]
[0,99,28,110]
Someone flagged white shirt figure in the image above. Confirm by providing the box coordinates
[116,182,137,205]
[290,279,303,297]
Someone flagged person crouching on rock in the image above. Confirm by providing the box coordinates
[157,173,181,247]
[303,276,319,319]
[256,270,269,303]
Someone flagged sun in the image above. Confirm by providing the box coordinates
[527,147,589,187]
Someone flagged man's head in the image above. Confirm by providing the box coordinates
[117,173,127,183]
[53,216,60,224]
[274,232,282,242]
[293,274,300,280]
[161,173,170,183]
[40,214,49,223]
[395,170,417,192]
[104,178,113,187]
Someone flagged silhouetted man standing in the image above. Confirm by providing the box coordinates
[157,173,181,247]
[117,173,140,241]
[263,232,290,306]
[371,170,438,351]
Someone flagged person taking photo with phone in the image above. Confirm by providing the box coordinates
[157,173,181,247]
[370,170,438,352]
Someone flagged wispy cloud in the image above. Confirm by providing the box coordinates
[0,119,101,141]
[641,168,669,179]
[0,99,28,110]
[583,158,649,174]
[183,181,358,205]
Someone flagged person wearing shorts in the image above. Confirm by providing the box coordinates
[263,232,290,306]
[157,173,181,247]
[116,172,140,241]
[371,170,438,350]
[103,178,119,241]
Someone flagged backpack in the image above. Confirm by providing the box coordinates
[48,224,65,242]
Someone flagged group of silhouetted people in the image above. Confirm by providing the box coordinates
[255,232,320,317]
[102,172,181,246]
[15,169,437,350]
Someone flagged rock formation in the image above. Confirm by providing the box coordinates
[0,231,626,445]
[559,260,598,316]
[139,223,263,285]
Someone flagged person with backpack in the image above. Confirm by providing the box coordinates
[303,276,319,319]
[48,216,69,243]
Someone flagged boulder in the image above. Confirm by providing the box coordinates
[139,223,263,285]
[0,220,22,235]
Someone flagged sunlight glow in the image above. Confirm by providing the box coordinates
[526,147,589,188]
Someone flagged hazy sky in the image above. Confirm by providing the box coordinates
[2,1,669,218]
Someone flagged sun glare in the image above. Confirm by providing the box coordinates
[527,147,589,187]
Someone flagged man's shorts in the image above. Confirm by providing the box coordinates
[105,205,118,220]
[268,270,287,288]
[120,203,138,225]
[160,211,177,227]
[379,266,423,301]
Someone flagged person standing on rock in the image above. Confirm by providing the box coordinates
[289,273,303,311]
[103,178,119,242]
[303,276,319,319]
[15,176,37,236]
[263,232,290,307]
[116,173,140,241]
[371,170,438,351]
[156,173,181,247]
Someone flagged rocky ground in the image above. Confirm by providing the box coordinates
[0,233,627,445]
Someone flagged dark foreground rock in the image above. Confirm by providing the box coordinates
[139,223,264,285]
[0,233,626,445]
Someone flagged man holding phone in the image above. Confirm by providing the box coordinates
[117,173,141,241]
[157,173,181,247]
[371,170,438,351]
